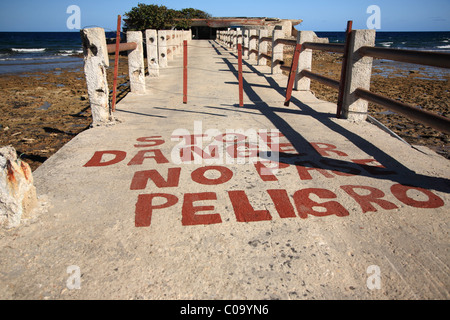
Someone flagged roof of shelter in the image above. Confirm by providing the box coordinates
[190,17,302,28]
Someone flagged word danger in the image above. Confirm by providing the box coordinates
[83,136,445,228]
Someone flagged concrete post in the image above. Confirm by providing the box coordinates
[127,31,146,94]
[172,31,176,56]
[174,31,178,55]
[243,29,249,59]
[145,29,159,77]
[80,27,112,125]
[1,146,37,229]
[231,30,236,50]
[231,30,237,50]
[249,30,257,61]
[167,31,173,60]
[176,31,181,55]
[341,29,376,122]
[158,30,168,68]
[236,28,242,51]
[271,28,284,74]
[294,31,315,91]
[258,29,269,66]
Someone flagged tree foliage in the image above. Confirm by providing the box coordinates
[124,3,211,31]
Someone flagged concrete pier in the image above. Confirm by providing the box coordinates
[0,40,448,300]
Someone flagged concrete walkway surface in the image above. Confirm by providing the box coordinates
[1,40,449,300]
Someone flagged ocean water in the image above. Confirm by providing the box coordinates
[0,31,116,75]
[316,31,450,79]
[0,31,449,75]
[316,31,450,52]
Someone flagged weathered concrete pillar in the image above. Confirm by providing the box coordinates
[243,29,249,59]
[236,28,242,50]
[231,30,234,48]
[0,146,37,229]
[231,30,236,49]
[127,31,146,93]
[173,31,178,55]
[249,30,258,61]
[145,29,159,77]
[174,31,178,55]
[294,31,315,91]
[158,30,168,68]
[271,28,284,74]
[341,30,376,122]
[80,27,112,125]
[175,31,181,55]
[258,29,269,66]
[167,30,173,60]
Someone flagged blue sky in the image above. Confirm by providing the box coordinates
[0,0,449,32]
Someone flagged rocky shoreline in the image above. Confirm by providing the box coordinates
[0,55,131,171]
[308,51,449,159]
[0,51,448,172]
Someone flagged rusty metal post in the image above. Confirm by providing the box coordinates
[336,21,353,118]
[183,40,188,104]
[111,15,121,112]
[284,44,302,106]
[238,44,244,107]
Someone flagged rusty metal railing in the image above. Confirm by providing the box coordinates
[219,25,450,136]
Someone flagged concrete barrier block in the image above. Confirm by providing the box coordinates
[158,30,168,68]
[341,29,376,122]
[294,31,315,91]
[145,30,159,77]
[272,28,284,74]
[80,28,112,125]
[127,31,146,94]
[0,146,37,229]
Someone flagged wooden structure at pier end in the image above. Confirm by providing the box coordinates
[190,17,303,39]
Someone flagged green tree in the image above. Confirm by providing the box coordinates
[124,4,175,31]
[175,8,212,29]
[124,3,211,31]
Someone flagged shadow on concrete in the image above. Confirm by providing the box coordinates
[214,40,450,194]
[154,107,227,118]
[115,108,167,119]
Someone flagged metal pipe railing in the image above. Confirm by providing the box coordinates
[259,52,272,61]
[301,70,340,90]
[276,38,297,46]
[218,27,450,135]
[359,46,450,69]
[303,42,345,54]
[107,42,137,54]
[260,36,272,42]
[355,88,450,135]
